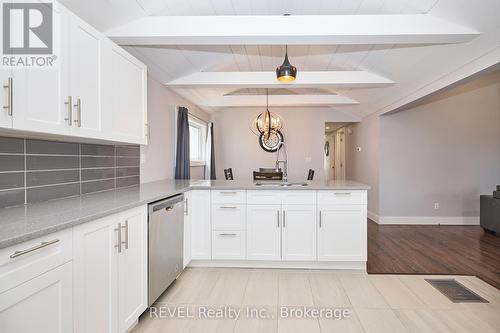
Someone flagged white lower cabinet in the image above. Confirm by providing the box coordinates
[212,231,246,259]
[246,205,281,260]
[282,205,317,261]
[190,191,211,260]
[73,206,147,333]
[317,205,367,261]
[0,262,73,333]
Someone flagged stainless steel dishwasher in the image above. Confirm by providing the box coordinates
[148,194,184,306]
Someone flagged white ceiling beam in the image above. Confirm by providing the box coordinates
[166,71,394,88]
[200,94,359,108]
[106,14,479,46]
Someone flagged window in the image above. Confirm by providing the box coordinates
[189,118,207,166]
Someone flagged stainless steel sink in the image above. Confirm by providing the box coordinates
[255,182,309,187]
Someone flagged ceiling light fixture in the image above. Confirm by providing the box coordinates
[250,89,283,140]
[276,45,297,83]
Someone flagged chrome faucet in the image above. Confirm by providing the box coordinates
[275,142,288,182]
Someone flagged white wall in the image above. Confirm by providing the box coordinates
[345,114,380,215]
[212,107,359,181]
[379,71,500,218]
[140,77,210,183]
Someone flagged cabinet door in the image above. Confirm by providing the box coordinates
[73,215,118,333]
[183,193,191,268]
[102,43,147,144]
[11,3,70,135]
[317,205,367,261]
[117,207,147,333]
[0,67,12,128]
[68,12,102,138]
[0,262,72,333]
[246,205,281,260]
[282,205,317,261]
[190,191,211,259]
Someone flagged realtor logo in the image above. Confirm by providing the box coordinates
[3,2,53,54]
[1,1,56,67]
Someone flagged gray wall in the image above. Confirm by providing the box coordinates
[212,107,359,181]
[379,70,500,217]
[140,77,211,183]
[345,114,380,215]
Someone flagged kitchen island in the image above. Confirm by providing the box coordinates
[0,179,368,333]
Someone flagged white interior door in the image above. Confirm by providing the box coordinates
[282,205,317,261]
[0,262,73,333]
[117,209,147,333]
[318,206,367,261]
[334,129,346,180]
[68,13,102,137]
[73,216,118,333]
[246,204,281,260]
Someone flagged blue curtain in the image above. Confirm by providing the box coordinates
[175,107,190,179]
[205,122,216,180]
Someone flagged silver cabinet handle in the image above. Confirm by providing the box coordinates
[121,220,129,250]
[184,198,188,216]
[319,211,322,228]
[73,98,81,127]
[334,192,351,196]
[64,96,72,126]
[3,77,13,116]
[10,239,59,259]
[219,233,237,236]
[277,210,280,228]
[115,223,122,253]
[220,206,237,209]
[283,210,286,228]
[219,191,237,195]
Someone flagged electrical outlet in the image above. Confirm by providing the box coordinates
[434,203,439,210]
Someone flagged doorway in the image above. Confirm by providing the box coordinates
[324,123,349,180]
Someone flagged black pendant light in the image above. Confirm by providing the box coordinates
[276,45,297,82]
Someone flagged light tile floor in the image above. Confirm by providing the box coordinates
[132,268,500,333]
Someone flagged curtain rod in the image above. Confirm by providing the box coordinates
[178,105,210,124]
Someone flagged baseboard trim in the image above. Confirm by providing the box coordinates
[368,210,380,223]
[377,216,480,225]
[188,260,366,271]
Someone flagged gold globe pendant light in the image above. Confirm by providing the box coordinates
[276,45,297,82]
[251,89,283,139]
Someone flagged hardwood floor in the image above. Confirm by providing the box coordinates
[367,220,500,290]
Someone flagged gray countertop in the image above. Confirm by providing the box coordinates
[0,179,370,249]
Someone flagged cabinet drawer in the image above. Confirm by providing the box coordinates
[0,228,72,293]
[282,191,316,205]
[211,190,246,204]
[318,190,367,205]
[247,190,282,205]
[212,204,246,230]
[212,231,246,260]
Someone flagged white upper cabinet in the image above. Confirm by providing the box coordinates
[0,61,13,128]
[281,205,317,261]
[67,12,103,138]
[102,42,148,144]
[0,3,147,144]
[246,204,281,260]
[10,3,70,135]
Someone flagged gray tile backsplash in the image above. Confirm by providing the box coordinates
[0,136,140,208]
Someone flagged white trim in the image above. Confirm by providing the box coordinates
[377,216,480,225]
[367,210,380,223]
[188,260,366,271]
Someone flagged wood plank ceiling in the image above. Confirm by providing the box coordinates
[59,0,500,117]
